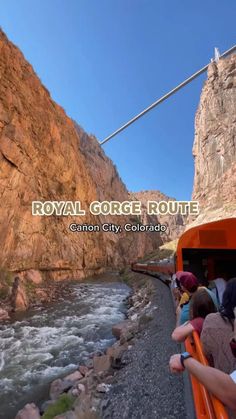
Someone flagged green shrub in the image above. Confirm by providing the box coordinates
[42,394,75,419]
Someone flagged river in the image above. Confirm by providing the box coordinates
[0,278,130,419]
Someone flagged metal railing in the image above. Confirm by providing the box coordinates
[185,331,229,419]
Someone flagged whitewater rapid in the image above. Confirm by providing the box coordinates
[0,280,130,419]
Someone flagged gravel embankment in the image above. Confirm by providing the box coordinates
[102,274,188,419]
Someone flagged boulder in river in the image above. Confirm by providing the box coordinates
[24,270,43,285]
[64,370,83,383]
[15,403,40,419]
[10,277,28,311]
[50,378,72,400]
[0,308,10,321]
[112,320,138,343]
[112,320,132,339]
[106,342,128,360]
[93,355,112,374]
[79,365,89,376]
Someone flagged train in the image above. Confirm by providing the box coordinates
[131,258,174,275]
[131,217,236,419]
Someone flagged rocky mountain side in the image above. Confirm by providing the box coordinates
[0,30,184,281]
[191,53,236,225]
[75,124,167,266]
[130,190,186,240]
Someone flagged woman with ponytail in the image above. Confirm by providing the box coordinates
[201,278,236,374]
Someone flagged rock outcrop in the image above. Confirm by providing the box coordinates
[10,277,28,311]
[192,54,236,225]
[0,30,183,280]
[75,125,148,267]
[0,29,104,279]
[130,190,186,240]
[15,403,41,419]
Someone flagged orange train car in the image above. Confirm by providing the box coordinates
[176,217,236,281]
[131,261,175,276]
[131,218,236,419]
[177,218,236,419]
[132,218,236,281]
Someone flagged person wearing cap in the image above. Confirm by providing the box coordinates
[175,271,199,325]
[175,271,192,308]
[175,271,218,326]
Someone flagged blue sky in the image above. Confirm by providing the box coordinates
[0,0,235,199]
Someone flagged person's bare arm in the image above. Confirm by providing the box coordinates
[175,305,182,327]
[172,322,194,342]
[169,354,236,411]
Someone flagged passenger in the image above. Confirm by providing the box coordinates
[175,271,199,325]
[172,287,217,342]
[175,271,189,304]
[169,353,236,413]
[201,278,236,374]
[176,271,218,326]
[209,269,228,305]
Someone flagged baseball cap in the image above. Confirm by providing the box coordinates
[176,271,198,293]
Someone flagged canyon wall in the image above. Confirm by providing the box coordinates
[0,30,184,279]
[130,190,186,241]
[191,53,236,225]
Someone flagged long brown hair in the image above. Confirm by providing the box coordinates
[190,288,217,320]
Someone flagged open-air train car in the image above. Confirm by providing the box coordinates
[132,217,236,419]
[177,218,236,419]
[176,217,236,282]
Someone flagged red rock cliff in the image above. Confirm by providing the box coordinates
[130,190,186,240]
[0,30,182,279]
[192,54,236,225]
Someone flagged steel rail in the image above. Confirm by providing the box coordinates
[100,44,236,145]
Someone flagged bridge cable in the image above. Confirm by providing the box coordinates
[100,44,236,146]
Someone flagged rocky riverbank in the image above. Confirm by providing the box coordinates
[0,279,130,419]
[102,271,187,419]
[0,270,137,321]
[0,269,76,321]
[14,270,186,419]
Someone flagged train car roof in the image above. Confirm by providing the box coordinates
[177,217,236,250]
